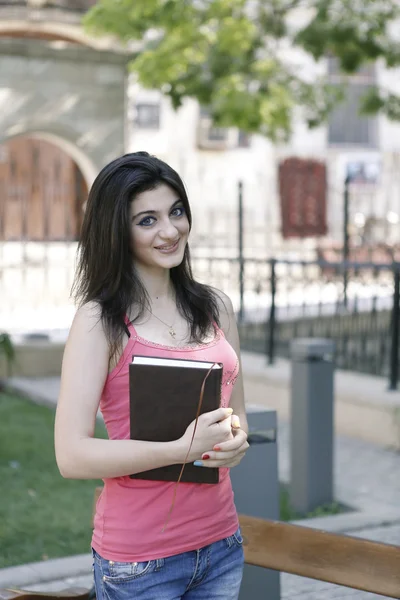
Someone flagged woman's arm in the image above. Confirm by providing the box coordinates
[216,290,248,434]
[54,302,233,480]
[194,290,249,469]
[54,302,185,479]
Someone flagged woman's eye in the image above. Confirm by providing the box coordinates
[138,216,155,227]
[171,207,185,217]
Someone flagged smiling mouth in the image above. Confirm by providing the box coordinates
[155,239,180,253]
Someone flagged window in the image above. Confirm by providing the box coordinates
[327,58,377,147]
[134,103,160,129]
[208,127,228,141]
[238,130,251,148]
[197,106,244,149]
[198,107,231,149]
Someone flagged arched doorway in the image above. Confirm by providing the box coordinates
[0,135,88,242]
[0,2,126,334]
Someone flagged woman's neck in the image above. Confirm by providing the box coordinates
[134,264,174,303]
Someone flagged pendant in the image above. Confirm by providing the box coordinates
[169,327,176,339]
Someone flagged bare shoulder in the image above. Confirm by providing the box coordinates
[59,301,109,408]
[212,287,234,317]
[71,300,103,332]
[211,287,236,338]
[64,301,108,362]
[57,301,109,442]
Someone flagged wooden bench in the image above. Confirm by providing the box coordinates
[93,486,400,598]
[92,487,400,597]
[3,487,400,600]
[0,590,93,600]
[240,514,400,599]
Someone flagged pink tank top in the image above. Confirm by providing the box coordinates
[91,320,240,562]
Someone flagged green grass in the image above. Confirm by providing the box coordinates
[0,392,107,568]
[279,487,343,521]
[0,392,343,568]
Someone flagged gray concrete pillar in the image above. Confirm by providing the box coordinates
[230,405,280,600]
[290,338,335,514]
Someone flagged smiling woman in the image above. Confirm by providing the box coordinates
[54,151,249,600]
[129,186,190,273]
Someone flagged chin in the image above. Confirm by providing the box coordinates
[155,252,185,269]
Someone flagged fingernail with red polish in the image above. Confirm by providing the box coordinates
[213,446,221,451]
[202,454,210,460]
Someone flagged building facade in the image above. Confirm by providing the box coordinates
[126,53,400,258]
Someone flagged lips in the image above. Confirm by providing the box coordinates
[155,239,180,253]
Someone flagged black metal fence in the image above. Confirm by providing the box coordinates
[191,256,400,390]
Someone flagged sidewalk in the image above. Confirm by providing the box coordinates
[1,352,400,599]
[240,352,400,449]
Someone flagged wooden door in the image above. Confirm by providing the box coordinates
[0,137,87,241]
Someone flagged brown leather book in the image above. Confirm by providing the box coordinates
[129,356,222,484]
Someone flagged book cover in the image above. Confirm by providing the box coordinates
[129,356,222,484]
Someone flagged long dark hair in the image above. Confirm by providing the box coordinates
[72,151,220,360]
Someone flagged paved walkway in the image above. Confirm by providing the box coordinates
[1,355,400,599]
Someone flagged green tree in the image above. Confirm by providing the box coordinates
[83,0,400,141]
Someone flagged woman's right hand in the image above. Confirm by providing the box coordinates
[178,408,234,463]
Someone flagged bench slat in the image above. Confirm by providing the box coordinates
[239,515,400,599]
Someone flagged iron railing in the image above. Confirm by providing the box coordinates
[1,243,398,389]
[191,256,400,390]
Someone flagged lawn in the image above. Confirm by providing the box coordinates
[0,391,341,568]
[0,391,107,568]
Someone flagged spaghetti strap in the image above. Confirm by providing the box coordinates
[213,321,225,338]
[123,314,137,338]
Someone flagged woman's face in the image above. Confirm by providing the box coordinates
[129,184,190,271]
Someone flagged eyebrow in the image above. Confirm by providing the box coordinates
[132,199,182,220]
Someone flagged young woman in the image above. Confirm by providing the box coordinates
[54,152,249,600]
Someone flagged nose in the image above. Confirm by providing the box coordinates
[158,217,179,240]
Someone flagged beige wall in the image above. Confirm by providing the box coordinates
[0,341,64,379]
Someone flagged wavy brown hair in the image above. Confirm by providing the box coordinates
[72,151,220,360]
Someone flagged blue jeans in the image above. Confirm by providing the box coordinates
[92,529,244,600]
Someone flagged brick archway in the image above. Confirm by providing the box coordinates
[0,1,109,50]
[0,35,127,195]
[0,20,113,50]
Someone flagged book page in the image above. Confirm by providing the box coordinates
[132,356,222,369]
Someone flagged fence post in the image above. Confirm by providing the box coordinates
[238,180,244,323]
[389,264,400,391]
[343,175,350,308]
[266,258,276,365]
[290,338,335,513]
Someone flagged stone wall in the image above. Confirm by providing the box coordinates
[0,37,127,181]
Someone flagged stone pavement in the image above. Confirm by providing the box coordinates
[1,353,400,599]
[240,352,400,450]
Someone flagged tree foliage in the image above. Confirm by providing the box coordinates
[83,0,400,141]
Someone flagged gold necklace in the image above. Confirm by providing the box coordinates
[150,311,177,339]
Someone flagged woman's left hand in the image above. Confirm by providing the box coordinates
[195,416,249,468]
